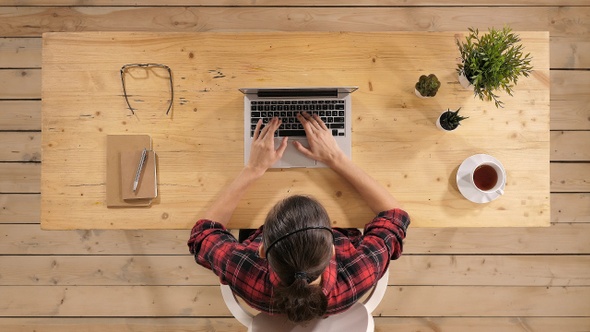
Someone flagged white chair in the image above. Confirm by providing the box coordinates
[220,268,389,332]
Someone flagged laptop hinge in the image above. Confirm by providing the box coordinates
[257,88,338,98]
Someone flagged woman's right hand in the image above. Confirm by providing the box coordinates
[248,117,288,177]
[294,112,347,167]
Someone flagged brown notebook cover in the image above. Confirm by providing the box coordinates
[106,135,152,207]
[121,150,158,201]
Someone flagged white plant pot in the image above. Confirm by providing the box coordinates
[458,73,473,90]
[436,112,457,132]
[414,88,431,99]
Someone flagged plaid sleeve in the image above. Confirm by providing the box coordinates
[362,208,410,276]
[187,219,238,283]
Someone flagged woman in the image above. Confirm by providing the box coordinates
[188,112,410,322]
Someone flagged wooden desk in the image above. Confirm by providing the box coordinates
[41,31,550,230]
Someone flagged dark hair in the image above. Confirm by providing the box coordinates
[263,195,334,323]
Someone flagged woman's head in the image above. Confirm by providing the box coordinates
[262,195,334,322]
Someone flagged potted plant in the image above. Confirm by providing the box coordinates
[414,74,441,98]
[437,107,468,131]
[456,26,533,108]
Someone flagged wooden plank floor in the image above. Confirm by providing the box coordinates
[0,1,589,331]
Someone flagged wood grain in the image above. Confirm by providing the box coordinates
[41,31,551,229]
[0,285,588,317]
[0,101,41,130]
[375,286,590,317]
[551,36,590,70]
[0,163,40,193]
[2,223,589,255]
[0,1,586,6]
[1,317,588,332]
[0,69,40,99]
[0,37,588,71]
[1,68,583,133]
[551,70,590,130]
[551,163,590,192]
[0,194,40,223]
[1,67,584,135]
[551,131,590,161]
[0,132,41,162]
[374,317,590,332]
[0,285,231,316]
[0,2,588,330]
[1,192,587,224]
[0,7,585,39]
[0,37,41,68]
[0,254,587,287]
[551,193,590,222]
[0,318,244,332]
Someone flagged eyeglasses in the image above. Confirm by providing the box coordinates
[120,63,174,115]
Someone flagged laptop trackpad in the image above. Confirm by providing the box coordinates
[276,138,316,168]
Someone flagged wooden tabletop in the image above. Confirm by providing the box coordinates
[41,31,550,230]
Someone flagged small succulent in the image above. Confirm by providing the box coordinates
[439,107,468,131]
[415,74,441,97]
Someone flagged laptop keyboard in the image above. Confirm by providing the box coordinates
[250,100,346,138]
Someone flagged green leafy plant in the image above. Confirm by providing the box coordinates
[415,74,441,97]
[456,26,533,108]
[439,107,468,131]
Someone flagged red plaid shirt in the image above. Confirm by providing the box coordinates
[188,208,409,315]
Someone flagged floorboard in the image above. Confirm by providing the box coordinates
[0,2,588,331]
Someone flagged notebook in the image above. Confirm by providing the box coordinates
[240,87,358,168]
[106,134,156,207]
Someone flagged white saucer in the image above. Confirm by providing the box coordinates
[456,154,506,204]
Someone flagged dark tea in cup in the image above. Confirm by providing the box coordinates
[473,164,499,191]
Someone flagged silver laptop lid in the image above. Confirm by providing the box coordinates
[239,86,358,97]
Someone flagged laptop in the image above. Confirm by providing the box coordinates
[240,87,358,168]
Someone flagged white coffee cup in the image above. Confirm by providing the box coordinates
[470,161,505,195]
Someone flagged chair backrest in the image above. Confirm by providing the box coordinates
[220,268,389,332]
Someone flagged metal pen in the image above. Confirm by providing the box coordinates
[133,148,148,192]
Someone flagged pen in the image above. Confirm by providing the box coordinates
[133,148,148,192]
